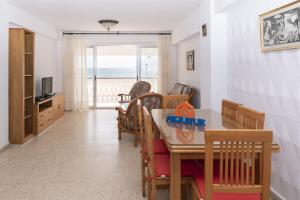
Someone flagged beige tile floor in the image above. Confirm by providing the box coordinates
[0,110,275,200]
[0,110,167,200]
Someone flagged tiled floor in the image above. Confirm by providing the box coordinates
[0,110,165,200]
[0,110,275,200]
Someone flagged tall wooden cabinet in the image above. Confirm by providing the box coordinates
[9,28,35,144]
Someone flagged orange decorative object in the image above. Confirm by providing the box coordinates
[175,101,195,118]
[176,128,195,144]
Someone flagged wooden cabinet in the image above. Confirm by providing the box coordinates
[34,93,64,135]
[53,94,64,122]
[9,28,35,144]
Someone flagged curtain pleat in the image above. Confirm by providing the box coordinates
[158,35,171,95]
[63,35,89,111]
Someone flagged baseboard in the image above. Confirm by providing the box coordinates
[0,144,10,153]
[271,187,286,200]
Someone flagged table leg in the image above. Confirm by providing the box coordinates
[170,153,181,200]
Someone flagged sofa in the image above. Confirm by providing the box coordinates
[168,83,196,105]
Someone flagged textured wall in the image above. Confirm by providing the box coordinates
[227,0,300,199]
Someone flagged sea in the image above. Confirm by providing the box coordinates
[87,68,157,78]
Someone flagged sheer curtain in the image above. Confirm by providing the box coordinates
[157,35,171,95]
[63,35,89,111]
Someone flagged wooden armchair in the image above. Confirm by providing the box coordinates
[118,81,151,103]
[191,129,273,200]
[116,93,163,147]
[168,83,195,105]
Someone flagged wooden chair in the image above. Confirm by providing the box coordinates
[143,106,199,200]
[162,95,189,109]
[221,99,241,121]
[237,106,265,129]
[191,129,273,200]
[137,100,168,197]
[118,81,151,103]
[116,93,163,147]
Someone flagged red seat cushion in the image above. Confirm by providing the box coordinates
[154,154,201,177]
[193,171,260,200]
[143,139,169,154]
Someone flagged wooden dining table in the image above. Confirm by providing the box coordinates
[151,109,280,200]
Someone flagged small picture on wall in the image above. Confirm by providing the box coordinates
[186,50,194,71]
[260,1,300,51]
[202,24,207,37]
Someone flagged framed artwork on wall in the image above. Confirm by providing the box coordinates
[260,1,300,52]
[186,50,194,71]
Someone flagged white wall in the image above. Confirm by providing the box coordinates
[177,34,201,107]
[226,0,299,199]
[0,1,61,149]
[172,0,212,109]
[35,34,63,96]
[0,1,10,149]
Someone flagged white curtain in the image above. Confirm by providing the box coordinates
[157,35,171,95]
[63,35,89,111]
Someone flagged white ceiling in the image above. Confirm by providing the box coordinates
[5,0,200,32]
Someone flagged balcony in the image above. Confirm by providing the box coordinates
[88,77,158,108]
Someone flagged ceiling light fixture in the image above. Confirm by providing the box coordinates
[98,19,119,32]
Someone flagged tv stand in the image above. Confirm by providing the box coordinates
[34,93,64,134]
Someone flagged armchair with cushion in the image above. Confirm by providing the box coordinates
[168,83,195,105]
[118,81,151,103]
[116,93,163,147]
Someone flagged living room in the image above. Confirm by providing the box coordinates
[0,0,299,200]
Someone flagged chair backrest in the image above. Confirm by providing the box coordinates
[128,81,151,100]
[204,129,273,200]
[139,93,163,112]
[143,106,155,178]
[168,83,195,102]
[221,99,241,121]
[162,95,189,109]
[237,106,265,129]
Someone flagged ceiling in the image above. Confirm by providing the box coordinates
[5,0,200,32]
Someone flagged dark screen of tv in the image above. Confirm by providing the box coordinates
[42,77,53,96]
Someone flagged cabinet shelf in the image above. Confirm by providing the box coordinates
[9,28,35,144]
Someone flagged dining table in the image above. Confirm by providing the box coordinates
[151,109,280,200]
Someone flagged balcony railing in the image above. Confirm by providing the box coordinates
[88,77,158,108]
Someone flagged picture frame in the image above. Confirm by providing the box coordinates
[202,24,207,37]
[186,50,194,71]
[260,1,300,52]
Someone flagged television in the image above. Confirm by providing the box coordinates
[42,77,53,96]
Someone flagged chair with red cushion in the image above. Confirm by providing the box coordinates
[191,129,273,200]
[143,106,200,200]
[137,100,169,197]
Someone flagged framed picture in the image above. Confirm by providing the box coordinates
[186,50,194,71]
[202,24,207,37]
[260,1,300,52]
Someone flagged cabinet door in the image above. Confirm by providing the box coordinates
[53,94,64,122]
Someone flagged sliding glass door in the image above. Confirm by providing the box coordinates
[139,47,158,92]
[87,45,158,108]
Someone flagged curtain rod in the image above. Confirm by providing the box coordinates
[63,32,171,35]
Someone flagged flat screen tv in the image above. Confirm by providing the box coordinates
[42,77,53,96]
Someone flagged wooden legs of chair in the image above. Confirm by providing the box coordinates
[141,156,147,197]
